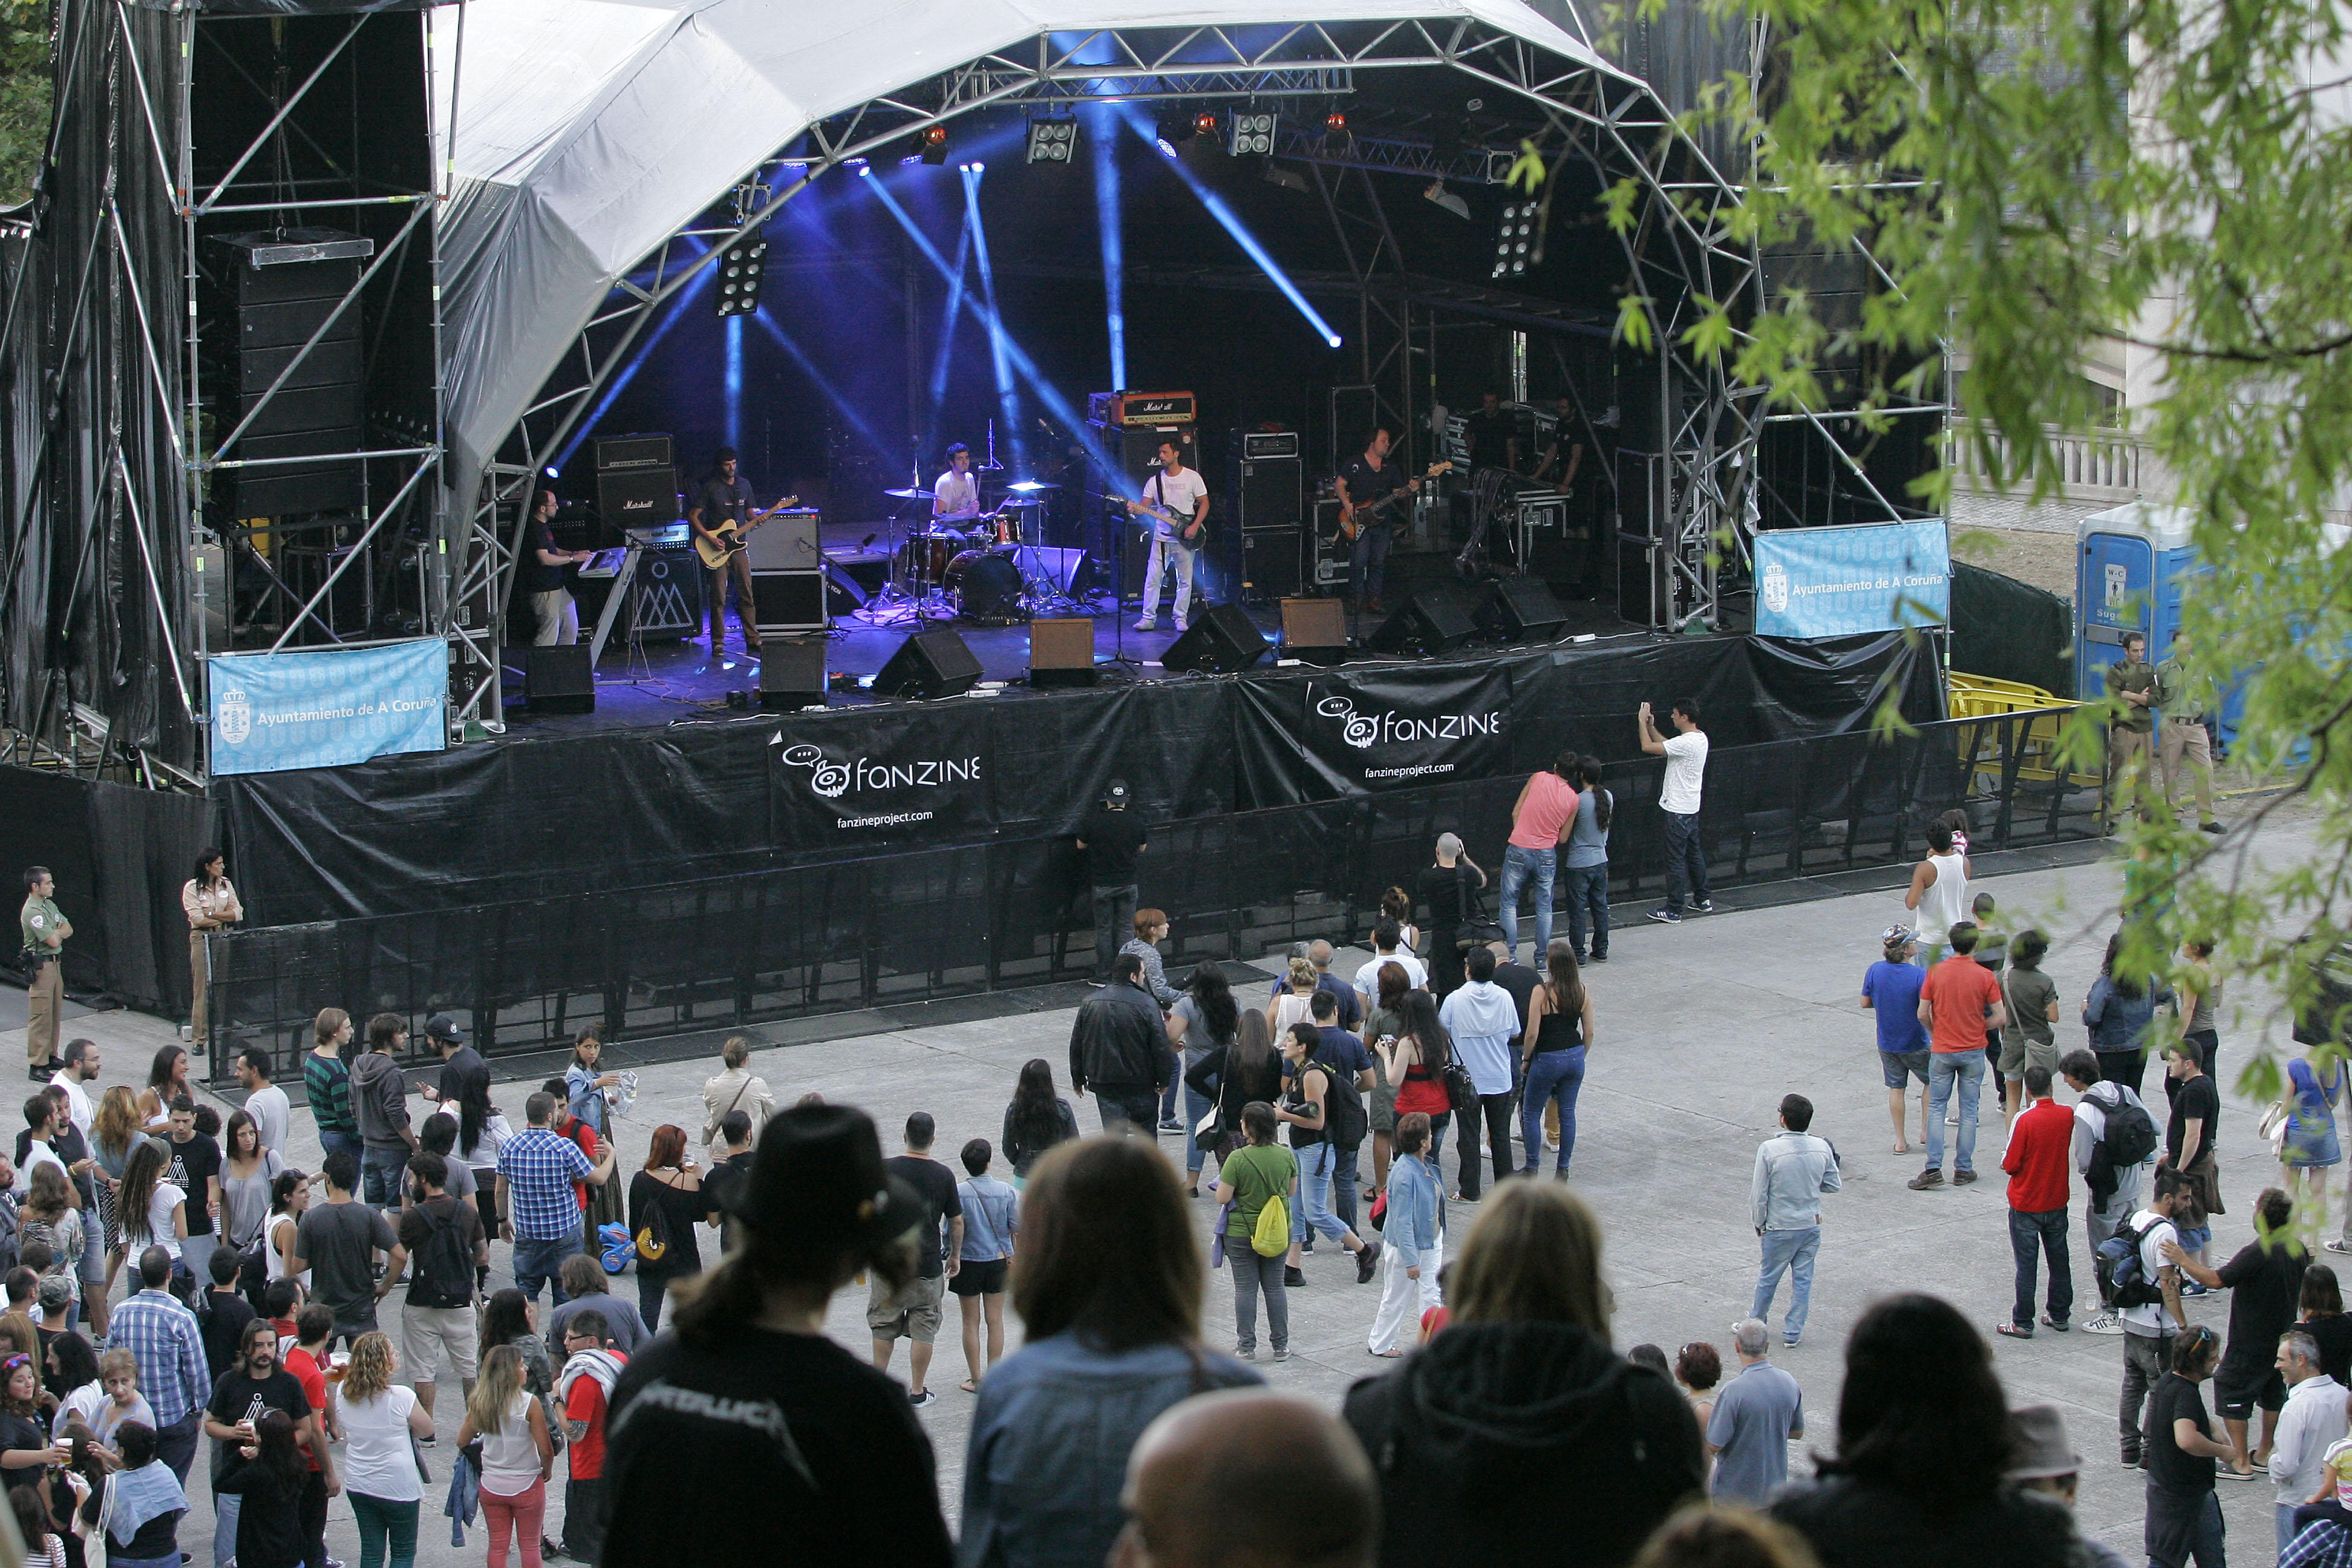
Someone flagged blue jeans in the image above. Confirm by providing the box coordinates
[511,1232,582,1304]
[1183,1083,1212,1174]
[1753,1225,1820,1341]
[212,1495,240,1568]
[1565,863,1609,958]
[318,1128,364,1169]
[1290,1141,1349,1245]
[1348,522,1393,604]
[1521,1048,1586,1175]
[1160,1052,1183,1124]
[361,1146,407,1210]
[1498,845,1557,959]
[349,1491,420,1568]
[2279,1503,2301,1561]
[1926,1050,1986,1174]
[1662,809,1708,911]
[1333,1142,1361,1235]
[2009,1205,2073,1328]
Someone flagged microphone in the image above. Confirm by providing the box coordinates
[859,532,878,550]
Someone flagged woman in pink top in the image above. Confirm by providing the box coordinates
[1497,753,1580,964]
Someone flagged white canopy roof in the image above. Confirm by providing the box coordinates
[428,0,1611,503]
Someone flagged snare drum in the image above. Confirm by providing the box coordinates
[945,549,1029,624]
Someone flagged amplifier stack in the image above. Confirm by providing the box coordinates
[595,434,681,533]
[1230,430,1303,600]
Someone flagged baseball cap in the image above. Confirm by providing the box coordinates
[1105,779,1131,806]
[1881,925,1915,947]
[424,1014,465,1044]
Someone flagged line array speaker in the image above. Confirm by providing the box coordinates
[875,627,984,699]
[1162,602,1270,675]
[1367,587,1477,657]
[201,230,368,518]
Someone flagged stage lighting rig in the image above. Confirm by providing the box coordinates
[1154,108,1197,158]
[1026,116,1078,163]
[716,232,768,317]
[914,123,950,165]
[1227,111,1277,157]
[1492,200,1537,278]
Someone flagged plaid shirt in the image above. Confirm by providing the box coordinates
[2285,1521,2352,1568]
[109,1288,207,1426]
[498,1126,594,1241]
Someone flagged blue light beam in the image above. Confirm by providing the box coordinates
[1120,109,1344,349]
[550,240,720,475]
[961,165,1025,475]
[1091,108,1127,389]
[750,306,898,468]
[725,313,743,452]
[926,213,973,428]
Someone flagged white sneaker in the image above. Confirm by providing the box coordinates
[2080,1310,2124,1335]
[1134,618,1157,632]
[1945,1110,1960,1125]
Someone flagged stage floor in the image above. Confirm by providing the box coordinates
[497,544,1639,739]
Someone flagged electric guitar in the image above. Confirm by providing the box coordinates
[691,496,801,569]
[1124,494,1209,546]
[1334,460,1451,541]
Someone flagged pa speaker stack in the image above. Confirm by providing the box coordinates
[1232,430,1303,599]
[1163,603,1270,675]
[1367,588,1477,657]
[201,229,373,520]
[875,628,984,699]
[595,434,680,532]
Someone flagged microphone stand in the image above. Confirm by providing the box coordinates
[1100,494,1145,679]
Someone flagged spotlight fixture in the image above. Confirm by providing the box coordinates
[1192,109,1220,139]
[1227,110,1277,157]
[1324,108,1349,137]
[1155,108,1198,154]
[1492,200,1537,279]
[915,123,949,165]
[1422,180,1470,221]
[1025,116,1079,164]
[715,232,769,317]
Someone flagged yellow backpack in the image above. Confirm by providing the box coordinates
[1250,1189,1291,1258]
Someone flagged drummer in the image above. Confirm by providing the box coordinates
[932,444,983,528]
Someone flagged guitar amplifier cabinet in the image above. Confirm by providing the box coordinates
[1311,499,1349,587]
[751,570,830,633]
[628,543,704,639]
[1241,528,1302,598]
[598,466,680,528]
[743,509,822,571]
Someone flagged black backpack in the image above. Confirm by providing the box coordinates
[1311,1058,1368,1149]
[405,1201,476,1310]
[2101,1097,2161,1170]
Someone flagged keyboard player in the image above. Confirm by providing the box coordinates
[519,489,596,645]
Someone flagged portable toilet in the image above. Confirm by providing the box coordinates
[2074,501,2248,745]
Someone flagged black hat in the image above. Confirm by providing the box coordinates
[424,1014,465,1044]
[1104,779,1130,806]
[724,1103,924,1258]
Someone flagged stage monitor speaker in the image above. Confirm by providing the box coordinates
[874,627,984,699]
[1280,597,1347,666]
[751,571,829,633]
[1029,617,1099,688]
[1367,587,1477,657]
[524,644,595,714]
[1478,578,1569,643]
[744,509,822,571]
[1241,528,1302,598]
[759,639,829,708]
[1163,601,1270,675]
[598,466,679,528]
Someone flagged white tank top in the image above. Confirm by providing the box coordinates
[479,1391,542,1497]
[1916,851,1970,943]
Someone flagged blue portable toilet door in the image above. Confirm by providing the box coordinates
[2078,531,2154,697]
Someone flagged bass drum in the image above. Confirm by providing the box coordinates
[946,549,1030,625]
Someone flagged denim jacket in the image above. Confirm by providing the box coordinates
[1383,1153,1443,1267]
[1751,1131,1840,1232]
[959,1333,1261,1568]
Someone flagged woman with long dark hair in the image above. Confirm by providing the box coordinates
[1166,961,1240,1194]
[215,1408,309,1568]
[1566,756,1613,962]
[1188,1008,1285,1187]
[599,1103,949,1567]
[1521,941,1598,1177]
[479,1289,552,1400]
[1345,1181,1702,1567]
[1382,886,1421,956]
[2083,931,2176,1095]
[961,1137,1260,1567]
[108,1139,187,1295]
[133,1048,189,1132]
[1362,960,1414,1194]
[1380,989,1456,1171]
[220,1109,284,1274]
[1771,1293,2077,1566]
[999,1059,1079,1187]
[180,849,241,1050]
[627,1123,716,1333]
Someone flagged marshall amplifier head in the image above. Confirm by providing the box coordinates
[1241,430,1301,460]
[593,433,675,472]
[1086,391,1198,427]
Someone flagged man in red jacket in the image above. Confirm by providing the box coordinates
[2000,1063,2075,1338]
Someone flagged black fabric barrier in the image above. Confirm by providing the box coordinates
[216,630,1941,927]
[203,707,2100,1074]
[0,765,216,1014]
[1952,561,2075,697]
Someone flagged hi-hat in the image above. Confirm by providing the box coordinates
[884,486,936,500]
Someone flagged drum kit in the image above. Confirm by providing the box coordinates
[863,479,1085,628]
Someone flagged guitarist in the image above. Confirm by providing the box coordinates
[688,447,763,657]
[1129,439,1209,633]
[1338,426,1423,615]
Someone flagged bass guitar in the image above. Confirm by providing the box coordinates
[1124,494,1209,547]
[692,495,801,569]
[1333,460,1451,542]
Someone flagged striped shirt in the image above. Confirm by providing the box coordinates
[109,1289,207,1428]
[303,1050,356,1135]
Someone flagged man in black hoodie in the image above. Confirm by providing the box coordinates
[1070,953,1175,1138]
[351,1013,417,1212]
[1342,1183,1704,1567]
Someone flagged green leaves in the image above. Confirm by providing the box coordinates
[0,0,51,209]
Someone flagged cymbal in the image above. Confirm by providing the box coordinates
[884,487,936,500]
[1002,480,1061,492]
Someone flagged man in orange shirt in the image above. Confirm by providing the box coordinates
[1907,922,2008,1191]
[1999,1064,2076,1338]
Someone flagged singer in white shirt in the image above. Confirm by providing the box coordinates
[1129,440,1209,632]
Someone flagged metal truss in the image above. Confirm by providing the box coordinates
[1270,127,1516,186]
[477,13,1771,649]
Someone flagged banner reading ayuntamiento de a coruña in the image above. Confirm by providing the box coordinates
[1754,520,1952,639]
[207,639,448,776]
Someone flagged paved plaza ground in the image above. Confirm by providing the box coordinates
[7,797,2323,1566]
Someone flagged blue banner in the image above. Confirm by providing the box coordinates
[208,640,448,776]
[1754,520,1951,639]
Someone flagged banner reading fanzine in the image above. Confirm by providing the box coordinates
[208,640,448,776]
[1754,520,1952,639]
